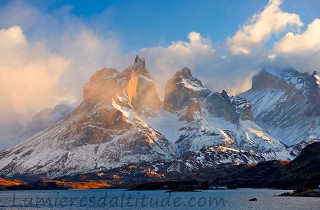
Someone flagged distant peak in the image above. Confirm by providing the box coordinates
[181,67,192,78]
[173,67,193,80]
[118,55,150,79]
[221,90,232,101]
[261,68,280,77]
[261,67,296,76]
[221,89,231,96]
[252,69,285,90]
[253,68,320,91]
[134,55,145,68]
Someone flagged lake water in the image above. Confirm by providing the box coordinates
[0,188,318,209]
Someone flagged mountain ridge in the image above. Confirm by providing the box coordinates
[240,68,320,146]
[0,56,317,179]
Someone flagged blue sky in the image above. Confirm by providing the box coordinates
[60,0,268,50]
[1,0,319,51]
[0,0,320,123]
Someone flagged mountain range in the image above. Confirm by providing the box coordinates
[0,56,319,180]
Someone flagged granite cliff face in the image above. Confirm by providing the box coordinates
[83,56,161,115]
[163,67,210,112]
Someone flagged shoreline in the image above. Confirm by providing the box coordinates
[279,190,320,198]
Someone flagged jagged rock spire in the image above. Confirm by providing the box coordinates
[134,55,145,68]
[163,67,209,112]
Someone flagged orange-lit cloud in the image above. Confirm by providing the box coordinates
[0,1,122,123]
[0,25,122,123]
[0,26,75,122]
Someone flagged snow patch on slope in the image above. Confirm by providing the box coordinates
[314,74,320,87]
[240,89,286,116]
[180,78,206,91]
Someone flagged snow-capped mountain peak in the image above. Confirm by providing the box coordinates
[312,71,320,87]
[159,67,286,155]
[0,60,304,180]
[240,68,320,146]
[174,67,207,91]
[163,68,210,112]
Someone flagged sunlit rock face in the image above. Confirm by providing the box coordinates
[84,56,161,115]
[83,68,120,103]
[240,68,320,146]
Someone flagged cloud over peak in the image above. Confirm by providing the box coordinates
[274,18,320,54]
[227,0,303,55]
[137,32,215,97]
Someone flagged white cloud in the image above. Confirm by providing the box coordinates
[0,25,121,124]
[274,18,320,53]
[0,26,75,123]
[56,28,122,93]
[227,0,303,55]
[268,18,320,73]
[136,32,263,98]
[0,1,123,123]
[136,32,215,97]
